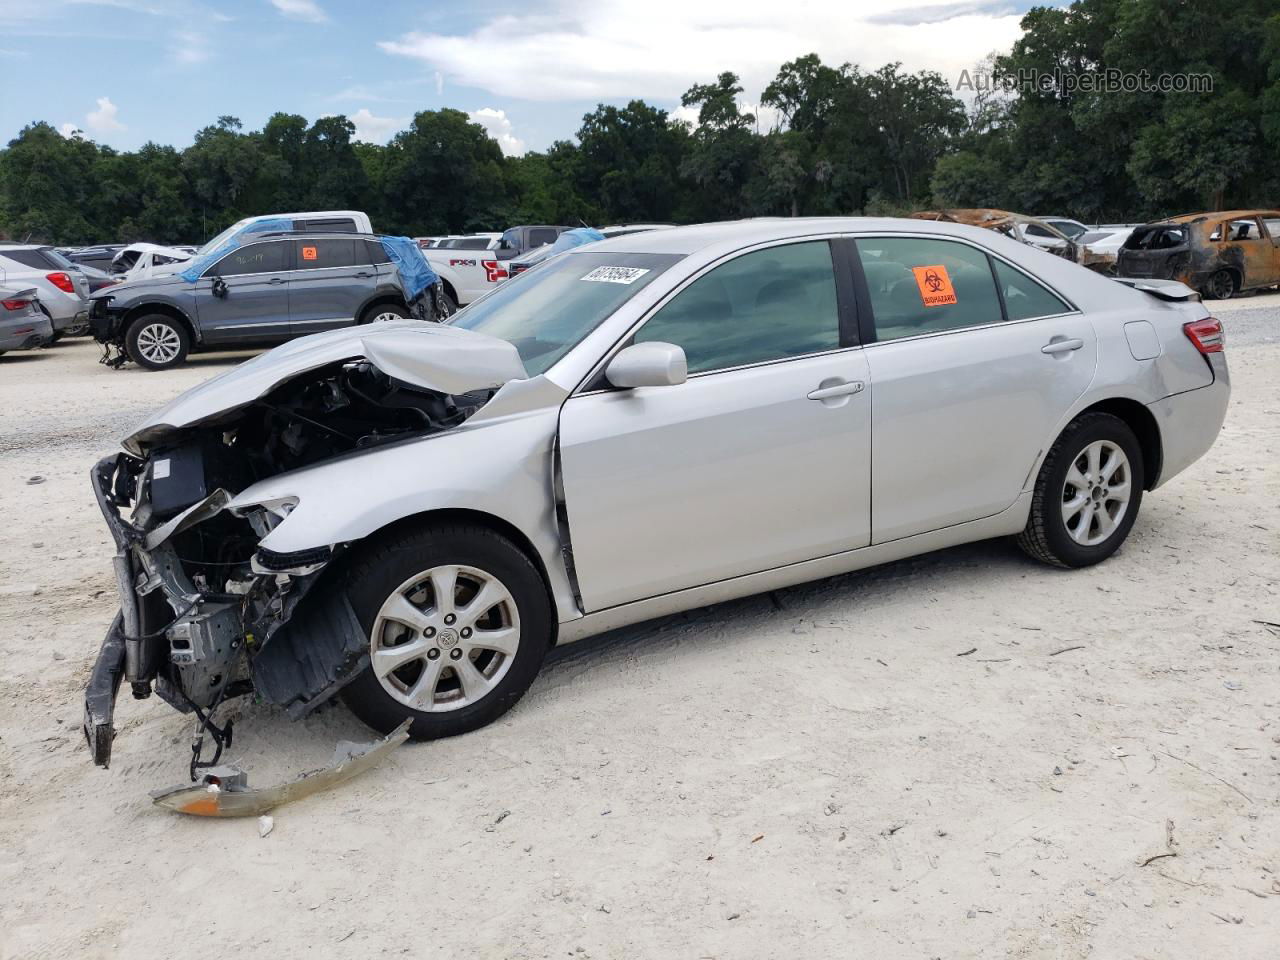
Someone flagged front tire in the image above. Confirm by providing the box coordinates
[341,523,551,740]
[125,315,190,370]
[1016,412,1144,568]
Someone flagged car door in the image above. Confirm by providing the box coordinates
[1247,216,1280,287]
[287,237,373,334]
[558,238,872,612]
[853,235,1097,544]
[193,240,292,343]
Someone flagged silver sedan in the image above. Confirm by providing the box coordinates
[84,218,1229,765]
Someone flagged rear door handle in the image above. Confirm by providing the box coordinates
[1041,337,1083,355]
[267,277,286,285]
[807,380,865,401]
[355,271,374,279]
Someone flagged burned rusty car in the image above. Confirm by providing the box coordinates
[1116,210,1280,300]
[910,209,1080,263]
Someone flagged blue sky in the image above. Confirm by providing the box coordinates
[1,0,1049,155]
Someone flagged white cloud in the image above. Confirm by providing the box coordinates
[269,0,327,23]
[469,107,526,156]
[59,122,81,138]
[349,108,408,143]
[380,0,1023,103]
[85,97,125,133]
[171,29,210,64]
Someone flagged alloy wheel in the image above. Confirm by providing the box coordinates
[1061,440,1132,547]
[136,323,182,365]
[370,564,521,712]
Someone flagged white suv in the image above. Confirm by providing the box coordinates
[0,245,91,336]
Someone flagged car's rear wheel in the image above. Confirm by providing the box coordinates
[125,314,190,370]
[361,302,410,324]
[1016,412,1144,568]
[1204,269,1236,300]
[340,523,551,740]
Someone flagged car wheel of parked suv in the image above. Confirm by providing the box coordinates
[340,522,551,740]
[361,303,410,324]
[1016,412,1145,569]
[125,314,190,370]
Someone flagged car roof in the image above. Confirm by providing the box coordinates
[574,217,1043,256]
[1155,210,1280,225]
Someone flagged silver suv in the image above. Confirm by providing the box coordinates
[0,244,91,337]
[89,233,413,369]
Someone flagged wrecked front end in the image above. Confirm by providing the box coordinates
[84,325,524,771]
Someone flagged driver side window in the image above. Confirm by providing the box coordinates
[204,241,287,278]
[634,241,840,374]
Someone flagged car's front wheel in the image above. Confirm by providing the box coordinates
[341,523,551,740]
[1016,412,1145,568]
[125,314,190,370]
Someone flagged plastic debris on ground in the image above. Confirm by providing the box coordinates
[150,720,411,817]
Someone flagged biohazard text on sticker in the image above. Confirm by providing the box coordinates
[911,264,957,307]
[581,266,651,285]
[302,245,318,261]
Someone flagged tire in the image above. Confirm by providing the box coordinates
[438,291,458,318]
[340,523,551,740]
[360,302,410,324]
[125,314,190,370]
[1203,269,1236,301]
[1016,412,1145,568]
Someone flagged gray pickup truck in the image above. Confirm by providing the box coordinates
[89,232,413,370]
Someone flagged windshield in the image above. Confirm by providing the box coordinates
[1047,220,1087,239]
[198,219,251,257]
[41,248,77,270]
[448,251,683,376]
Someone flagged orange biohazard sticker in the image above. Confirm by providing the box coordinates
[911,264,957,307]
[302,245,318,261]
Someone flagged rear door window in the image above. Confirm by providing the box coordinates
[855,237,1003,341]
[294,238,357,269]
[293,218,357,234]
[1263,218,1280,243]
[205,241,288,277]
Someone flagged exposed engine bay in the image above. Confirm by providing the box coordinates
[85,354,497,774]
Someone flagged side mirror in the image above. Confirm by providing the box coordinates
[211,277,228,298]
[605,342,687,389]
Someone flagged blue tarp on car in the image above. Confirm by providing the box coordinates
[548,227,605,253]
[379,235,438,302]
[179,218,293,283]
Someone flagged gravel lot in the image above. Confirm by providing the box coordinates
[0,305,1276,959]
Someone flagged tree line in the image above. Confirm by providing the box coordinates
[2,0,1278,248]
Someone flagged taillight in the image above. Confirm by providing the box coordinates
[1183,317,1224,354]
[46,272,76,293]
[1,298,32,311]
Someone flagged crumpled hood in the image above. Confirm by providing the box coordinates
[123,320,528,455]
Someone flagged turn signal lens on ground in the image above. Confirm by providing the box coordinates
[1183,318,1225,354]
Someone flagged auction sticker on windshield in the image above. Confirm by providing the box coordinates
[581,266,651,285]
[911,264,957,307]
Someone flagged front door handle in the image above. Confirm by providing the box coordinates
[807,380,865,401]
[267,277,286,285]
[1042,337,1083,355]
[354,271,374,279]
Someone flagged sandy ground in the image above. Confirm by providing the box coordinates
[0,313,1276,960]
